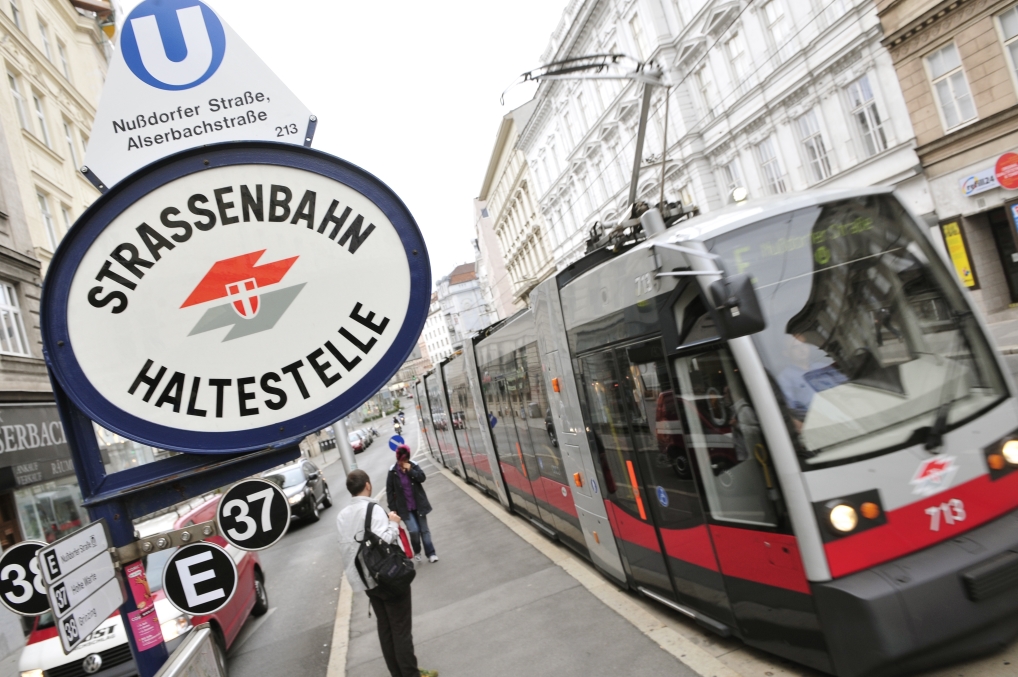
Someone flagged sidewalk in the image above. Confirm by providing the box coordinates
[343,461,704,677]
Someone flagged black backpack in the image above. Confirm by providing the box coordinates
[354,503,416,599]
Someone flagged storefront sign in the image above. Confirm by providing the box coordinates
[996,153,1018,191]
[0,404,74,489]
[960,167,999,196]
[42,142,430,455]
[940,220,978,289]
[85,0,313,189]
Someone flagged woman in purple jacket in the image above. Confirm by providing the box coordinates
[386,445,438,562]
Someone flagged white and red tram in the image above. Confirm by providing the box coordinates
[412,188,1018,677]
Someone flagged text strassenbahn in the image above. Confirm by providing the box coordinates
[88,182,375,314]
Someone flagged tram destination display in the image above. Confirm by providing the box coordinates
[0,541,49,616]
[216,478,290,550]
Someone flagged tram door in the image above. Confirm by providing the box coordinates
[577,341,678,602]
[672,346,819,657]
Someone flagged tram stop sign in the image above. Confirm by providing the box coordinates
[41,142,431,454]
[216,478,290,550]
[0,541,49,616]
[162,542,238,615]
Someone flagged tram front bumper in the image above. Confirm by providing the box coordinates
[812,507,1018,677]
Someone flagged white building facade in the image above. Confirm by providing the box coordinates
[518,0,935,271]
[421,292,454,364]
[478,101,557,306]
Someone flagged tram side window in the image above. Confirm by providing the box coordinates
[619,342,702,530]
[524,342,567,484]
[577,351,640,516]
[672,349,780,528]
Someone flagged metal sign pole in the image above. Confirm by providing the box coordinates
[333,419,357,475]
[52,380,168,676]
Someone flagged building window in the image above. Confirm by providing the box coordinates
[37,192,57,249]
[8,72,28,130]
[999,6,1018,87]
[63,121,77,167]
[846,74,888,157]
[762,0,792,60]
[9,0,19,30]
[927,43,977,131]
[726,31,751,92]
[722,158,745,202]
[629,14,650,60]
[80,132,88,152]
[0,281,31,356]
[32,93,51,147]
[561,112,574,148]
[798,109,832,182]
[576,91,590,130]
[695,65,719,120]
[60,204,73,234]
[57,40,70,80]
[38,19,51,61]
[756,136,787,194]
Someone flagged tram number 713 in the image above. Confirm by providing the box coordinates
[925,498,966,531]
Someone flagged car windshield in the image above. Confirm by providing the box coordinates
[708,194,1007,468]
[348,434,360,443]
[264,466,306,488]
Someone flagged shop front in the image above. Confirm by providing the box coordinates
[928,150,1018,324]
[0,402,86,548]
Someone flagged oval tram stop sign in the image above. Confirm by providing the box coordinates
[42,142,430,454]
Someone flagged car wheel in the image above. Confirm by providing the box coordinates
[252,572,269,616]
[211,627,229,676]
[307,495,321,522]
[322,484,333,508]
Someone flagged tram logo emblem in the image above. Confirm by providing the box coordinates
[910,456,959,497]
[181,250,304,341]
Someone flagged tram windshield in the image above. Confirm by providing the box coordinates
[708,194,1007,468]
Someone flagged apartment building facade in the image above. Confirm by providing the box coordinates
[879,0,1018,325]
[516,0,933,270]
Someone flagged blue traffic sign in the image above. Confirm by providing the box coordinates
[389,435,405,451]
[656,486,669,508]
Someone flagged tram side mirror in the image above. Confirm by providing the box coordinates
[709,274,766,340]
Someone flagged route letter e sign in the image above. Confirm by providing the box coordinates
[42,143,430,454]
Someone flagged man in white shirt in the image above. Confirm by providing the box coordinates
[336,470,437,677]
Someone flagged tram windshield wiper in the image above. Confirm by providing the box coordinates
[917,310,971,452]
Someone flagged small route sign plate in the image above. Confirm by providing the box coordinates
[0,541,49,616]
[162,542,238,615]
[42,142,430,454]
[217,478,290,550]
[38,520,123,653]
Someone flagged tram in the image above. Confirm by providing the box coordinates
[412,187,1018,677]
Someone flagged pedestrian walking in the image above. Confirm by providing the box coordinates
[336,469,438,677]
[387,445,439,563]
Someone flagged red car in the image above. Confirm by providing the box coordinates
[18,496,269,677]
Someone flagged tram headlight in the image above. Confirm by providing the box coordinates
[1001,440,1018,465]
[829,504,859,533]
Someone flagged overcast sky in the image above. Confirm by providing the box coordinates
[116,0,568,286]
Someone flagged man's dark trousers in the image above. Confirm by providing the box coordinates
[366,588,418,677]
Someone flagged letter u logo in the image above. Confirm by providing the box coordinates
[121,0,226,91]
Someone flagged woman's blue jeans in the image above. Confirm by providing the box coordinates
[405,511,435,557]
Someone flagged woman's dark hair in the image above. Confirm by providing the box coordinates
[346,469,370,495]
